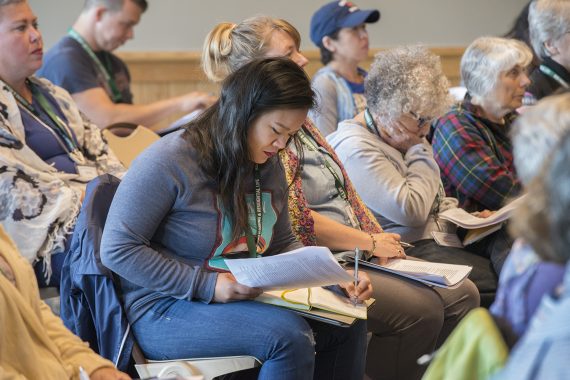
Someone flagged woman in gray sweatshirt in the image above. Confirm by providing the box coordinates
[101,58,371,380]
[327,46,511,305]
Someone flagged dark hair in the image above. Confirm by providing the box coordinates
[319,29,340,65]
[83,0,148,12]
[503,1,540,69]
[186,57,315,239]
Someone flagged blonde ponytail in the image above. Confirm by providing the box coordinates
[202,23,237,82]
[201,16,302,83]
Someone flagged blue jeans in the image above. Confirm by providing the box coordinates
[132,298,367,380]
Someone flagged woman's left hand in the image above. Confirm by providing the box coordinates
[371,233,407,264]
[471,209,495,218]
[90,367,131,380]
[339,270,373,303]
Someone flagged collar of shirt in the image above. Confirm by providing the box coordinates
[460,93,517,136]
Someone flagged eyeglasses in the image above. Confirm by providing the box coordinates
[409,111,433,128]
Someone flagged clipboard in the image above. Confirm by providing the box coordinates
[344,254,471,289]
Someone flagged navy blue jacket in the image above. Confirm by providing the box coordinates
[60,174,134,371]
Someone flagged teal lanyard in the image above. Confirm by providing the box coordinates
[297,128,349,203]
[8,80,84,162]
[539,64,570,89]
[67,28,123,102]
[245,164,263,258]
[364,108,382,137]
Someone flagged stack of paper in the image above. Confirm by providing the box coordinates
[257,287,370,320]
[438,195,526,229]
[225,247,371,326]
[437,195,526,245]
[346,256,472,288]
[225,246,352,290]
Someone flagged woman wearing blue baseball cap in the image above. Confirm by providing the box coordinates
[309,1,380,137]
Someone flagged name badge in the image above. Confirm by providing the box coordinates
[345,204,360,229]
[432,231,464,248]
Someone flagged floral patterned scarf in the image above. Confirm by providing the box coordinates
[0,76,124,278]
[281,118,382,246]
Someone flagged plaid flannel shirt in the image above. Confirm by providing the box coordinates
[431,95,521,211]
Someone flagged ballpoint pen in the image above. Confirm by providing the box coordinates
[353,247,360,306]
[400,241,415,248]
[79,367,90,380]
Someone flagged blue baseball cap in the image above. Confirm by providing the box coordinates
[310,1,380,47]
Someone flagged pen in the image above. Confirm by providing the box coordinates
[79,367,90,380]
[353,247,360,306]
[399,241,415,248]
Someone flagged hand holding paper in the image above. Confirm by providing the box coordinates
[213,273,263,303]
[438,195,526,229]
[224,246,352,290]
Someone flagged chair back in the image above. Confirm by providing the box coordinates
[102,125,160,168]
[61,175,261,379]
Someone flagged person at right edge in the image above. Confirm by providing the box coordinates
[526,0,570,101]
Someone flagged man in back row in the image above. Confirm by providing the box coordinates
[39,0,215,130]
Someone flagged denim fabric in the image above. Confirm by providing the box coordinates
[133,298,367,380]
[34,250,66,288]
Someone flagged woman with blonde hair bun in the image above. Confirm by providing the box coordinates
[202,16,478,380]
[202,17,308,82]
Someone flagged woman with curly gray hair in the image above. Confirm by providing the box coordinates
[202,20,479,380]
[431,37,532,214]
[328,45,505,297]
[527,0,570,100]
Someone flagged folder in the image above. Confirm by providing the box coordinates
[256,286,374,327]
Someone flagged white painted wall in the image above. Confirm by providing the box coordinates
[30,0,528,51]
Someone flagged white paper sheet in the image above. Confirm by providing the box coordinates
[382,259,472,286]
[225,246,353,290]
[438,194,526,229]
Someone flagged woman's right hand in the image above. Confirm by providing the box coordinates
[382,125,425,154]
[371,232,407,265]
[213,273,263,303]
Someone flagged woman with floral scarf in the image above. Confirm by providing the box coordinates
[0,0,124,287]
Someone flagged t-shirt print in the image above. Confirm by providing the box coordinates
[208,191,277,271]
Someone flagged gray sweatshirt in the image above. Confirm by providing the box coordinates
[101,130,301,323]
[327,120,457,243]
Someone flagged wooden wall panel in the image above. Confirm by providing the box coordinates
[118,47,465,130]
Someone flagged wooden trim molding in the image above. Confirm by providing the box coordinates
[117,47,465,129]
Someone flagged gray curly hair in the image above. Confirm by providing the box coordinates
[529,0,570,59]
[365,45,452,127]
[512,92,570,186]
[461,36,532,106]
